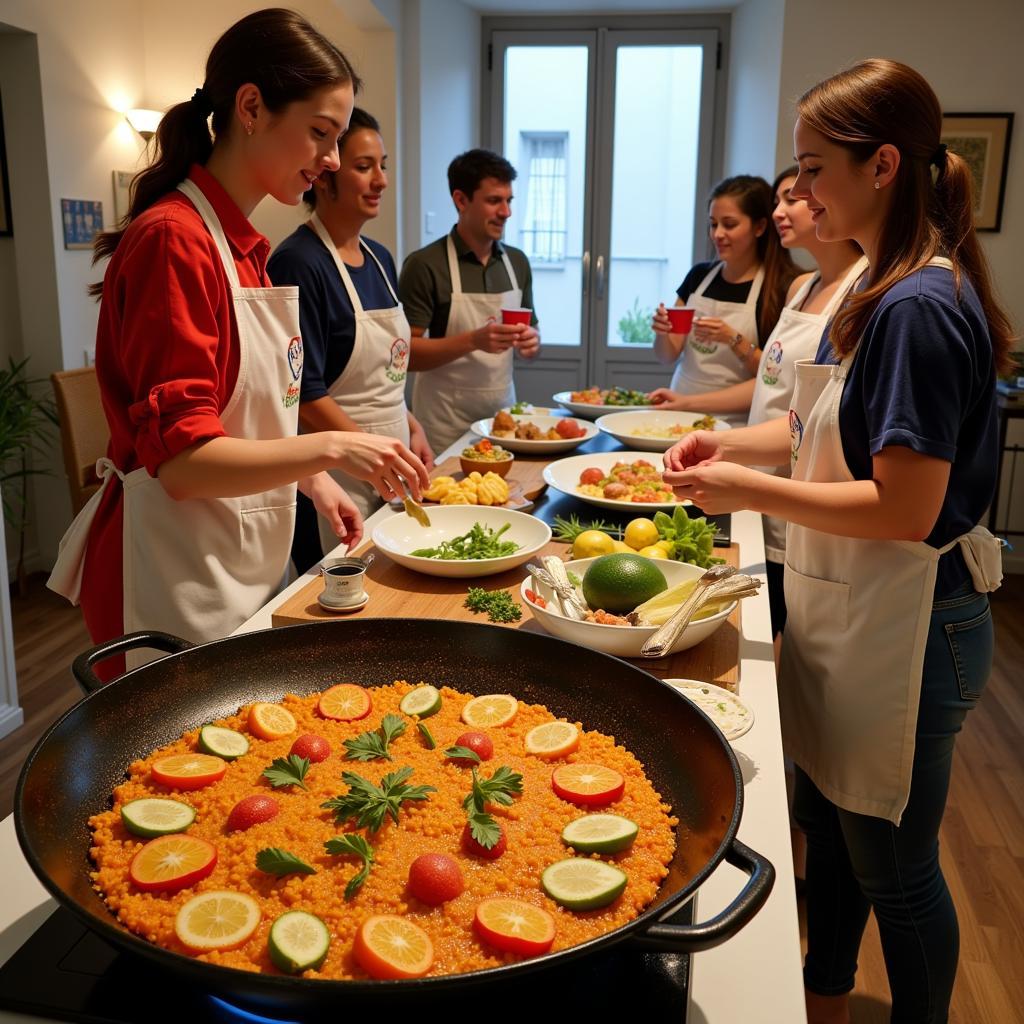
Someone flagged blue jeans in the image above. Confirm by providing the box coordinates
[793,581,993,1023]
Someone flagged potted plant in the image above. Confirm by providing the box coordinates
[0,357,59,595]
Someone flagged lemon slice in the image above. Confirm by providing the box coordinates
[174,891,261,951]
[524,721,580,759]
[460,694,518,728]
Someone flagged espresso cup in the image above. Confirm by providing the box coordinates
[501,307,532,326]
[320,556,369,607]
[666,307,696,334]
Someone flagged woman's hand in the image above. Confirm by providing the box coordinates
[662,461,760,514]
[407,413,435,473]
[663,429,726,472]
[308,472,364,550]
[692,316,736,347]
[648,387,693,411]
[651,303,675,336]
[332,432,430,502]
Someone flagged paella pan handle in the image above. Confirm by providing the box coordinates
[631,838,775,953]
[73,631,196,694]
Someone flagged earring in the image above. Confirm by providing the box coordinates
[245,121,255,136]
[873,181,881,190]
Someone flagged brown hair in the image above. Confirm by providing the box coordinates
[710,175,799,343]
[798,58,1014,372]
[90,8,360,296]
[303,106,381,210]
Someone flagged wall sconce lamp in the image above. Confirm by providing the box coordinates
[125,108,162,140]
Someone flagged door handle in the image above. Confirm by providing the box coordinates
[582,250,590,298]
[596,255,606,301]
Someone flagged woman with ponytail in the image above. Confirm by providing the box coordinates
[49,9,428,680]
[663,59,1010,1022]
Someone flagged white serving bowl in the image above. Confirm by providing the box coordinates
[595,409,732,453]
[542,450,687,512]
[470,413,597,454]
[552,391,656,420]
[371,505,551,578]
[521,557,735,657]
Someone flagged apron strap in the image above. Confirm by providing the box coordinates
[820,256,870,319]
[309,214,401,315]
[692,261,724,297]
[176,180,240,289]
[445,234,463,296]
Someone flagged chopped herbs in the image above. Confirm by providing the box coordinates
[255,847,316,877]
[343,713,407,761]
[321,766,435,833]
[552,513,622,543]
[324,833,375,900]
[262,755,310,790]
[464,588,522,624]
[444,745,482,764]
[460,765,524,850]
[416,721,437,749]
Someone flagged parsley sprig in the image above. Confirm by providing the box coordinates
[343,713,407,761]
[321,766,435,833]
[324,833,375,900]
[461,765,523,849]
[444,745,482,764]
[255,847,316,877]
[262,754,310,789]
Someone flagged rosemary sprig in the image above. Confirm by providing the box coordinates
[552,513,623,543]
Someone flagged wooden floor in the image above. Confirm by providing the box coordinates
[2,573,1022,1022]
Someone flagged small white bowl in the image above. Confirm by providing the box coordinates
[470,414,597,454]
[521,557,735,657]
[595,410,732,453]
[542,450,687,513]
[663,679,754,742]
[552,391,656,421]
[372,505,551,578]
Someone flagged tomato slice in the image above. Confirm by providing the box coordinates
[129,834,218,892]
[317,684,373,721]
[150,753,227,790]
[551,763,625,806]
[474,898,555,956]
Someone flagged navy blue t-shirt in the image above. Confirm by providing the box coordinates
[815,264,998,596]
[676,260,767,344]
[268,225,399,401]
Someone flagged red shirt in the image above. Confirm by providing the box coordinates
[81,165,272,677]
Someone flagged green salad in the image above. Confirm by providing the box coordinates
[411,522,520,560]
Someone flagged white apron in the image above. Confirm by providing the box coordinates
[308,214,412,548]
[48,179,299,668]
[750,256,868,562]
[670,262,764,427]
[410,234,522,453]
[779,258,1002,823]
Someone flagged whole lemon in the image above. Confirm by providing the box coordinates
[638,544,670,560]
[611,539,634,553]
[572,530,616,560]
[624,517,659,551]
[654,540,674,554]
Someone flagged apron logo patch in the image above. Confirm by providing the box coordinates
[287,336,304,381]
[386,337,409,384]
[762,340,784,386]
[789,409,804,463]
[282,382,300,409]
[691,338,717,356]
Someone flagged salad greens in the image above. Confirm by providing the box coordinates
[653,506,725,569]
[412,522,520,560]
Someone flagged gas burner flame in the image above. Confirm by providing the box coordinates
[208,995,302,1024]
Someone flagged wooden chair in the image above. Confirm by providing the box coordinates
[51,367,109,515]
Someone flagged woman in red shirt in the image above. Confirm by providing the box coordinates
[48,9,428,678]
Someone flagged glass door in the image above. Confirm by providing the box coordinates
[488,26,720,402]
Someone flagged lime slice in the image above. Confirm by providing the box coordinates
[198,725,250,761]
[561,814,638,854]
[541,857,627,911]
[268,910,331,974]
[120,798,196,837]
[399,685,442,720]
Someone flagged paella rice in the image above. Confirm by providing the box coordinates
[88,681,677,979]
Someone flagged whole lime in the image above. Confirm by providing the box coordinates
[582,553,668,614]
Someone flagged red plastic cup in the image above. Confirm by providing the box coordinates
[666,307,695,334]
[501,307,532,326]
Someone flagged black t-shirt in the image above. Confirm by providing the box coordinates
[268,224,399,401]
[676,261,767,344]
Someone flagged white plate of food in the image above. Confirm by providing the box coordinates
[663,679,754,742]
[371,505,551,578]
[471,412,596,454]
[552,388,656,420]
[542,450,687,512]
[520,557,735,657]
[595,410,731,453]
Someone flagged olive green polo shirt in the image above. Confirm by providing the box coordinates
[398,226,538,338]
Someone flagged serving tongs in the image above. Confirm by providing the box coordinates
[526,557,589,620]
[639,564,762,658]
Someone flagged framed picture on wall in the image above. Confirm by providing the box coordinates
[112,170,133,223]
[940,112,1014,232]
[61,198,104,250]
[0,91,12,237]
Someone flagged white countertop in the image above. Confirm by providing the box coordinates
[0,436,805,1023]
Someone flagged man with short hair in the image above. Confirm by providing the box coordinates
[399,148,540,452]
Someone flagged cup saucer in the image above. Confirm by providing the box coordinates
[317,590,369,614]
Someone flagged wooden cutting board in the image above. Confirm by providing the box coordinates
[271,542,741,689]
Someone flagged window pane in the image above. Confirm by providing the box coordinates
[504,46,588,347]
[607,46,703,348]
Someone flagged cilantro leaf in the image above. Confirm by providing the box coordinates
[324,833,375,900]
[343,713,408,761]
[460,765,523,850]
[262,754,310,789]
[321,766,435,833]
[255,847,316,876]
